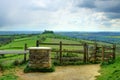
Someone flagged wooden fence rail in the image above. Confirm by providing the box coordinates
[36,40,89,64]
[0,44,29,62]
[0,41,116,64]
[0,50,28,54]
[52,50,84,53]
[101,44,116,62]
[25,42,87,63]
[36,40,116,64]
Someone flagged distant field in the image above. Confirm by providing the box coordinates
[0,36,38,49]
[57,32,120,44]
[105,36,120,38]
[0,33,114,50]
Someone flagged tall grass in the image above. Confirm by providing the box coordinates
[0,73,18,80]
[97,55,120,80]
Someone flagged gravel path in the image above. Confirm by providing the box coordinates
[17,64,100,80]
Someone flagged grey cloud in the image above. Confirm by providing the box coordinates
[95,0,120,13]
[101,21,112,26]
[0,0,120,31]
[0,12,9,27]
[76,0,120,19]
[106,13,120,19]
[0,0,35,27]
[77,0,95,8]
[0,17,6,27]
[29,0,71,11]
[77,0,120,13]
[0,0,71,27]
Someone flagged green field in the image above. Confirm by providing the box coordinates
[0,33,120,80]
[105,36,120,38]
[0,36,38,50]
[97,56,120,80]
[0,33,85,68]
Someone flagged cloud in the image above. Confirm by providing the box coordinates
[76,0,120,19]
[0,0,72,27]
[77,0,95,8]
[0,0,31,27]
[0,0,120,31]
[95,0,120,13]
[76,0,120,13]
[105,13,120,19]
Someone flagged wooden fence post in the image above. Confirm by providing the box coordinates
[84,43,87,63]
[102,46,105,62]
[60,41,62,64]
[86,44,88,62]
[94,43,97,63]
[36,40,39,47]
[113,44,116,60]
[24,43,27,62]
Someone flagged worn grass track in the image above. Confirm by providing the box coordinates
[15,64,100,80]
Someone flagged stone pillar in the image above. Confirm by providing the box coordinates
[28,47,51,69]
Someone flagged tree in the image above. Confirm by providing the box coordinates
[42,30,54,34]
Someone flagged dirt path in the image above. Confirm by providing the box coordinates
[16,64,100,80]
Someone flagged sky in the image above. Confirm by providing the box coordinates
[0,0,120,31]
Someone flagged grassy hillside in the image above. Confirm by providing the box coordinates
[97,56,120,80]
[0,33,84,68]
[0,36,38,50]
[0,34,86,79]
[0,34,84,50]
[0,33,120,80]
[96,44,120,80]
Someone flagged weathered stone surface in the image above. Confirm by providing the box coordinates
[28,47,51,69]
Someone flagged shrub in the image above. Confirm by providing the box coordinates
[0,63,4,71]
[19,60,28,65]
[13,60,20,66]
[0,73,18,80]
[24,64,55,73]
[42,30,54,34]
[0,54,5,58]
[53,60,61,66]
[13,59,28,66]
[63,53,78,57]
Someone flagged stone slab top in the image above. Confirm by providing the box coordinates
[28,47,51,50]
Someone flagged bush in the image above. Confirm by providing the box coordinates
[62,53,78,57]
[13,59,28,66]
[13,60,20,66]
[42,30,54,34]
[0,73,18,80]
[19,60,28,65]
[24,64,55,73]
[53,60,61,66]
[0,63,4,71]
[0,54,5,58]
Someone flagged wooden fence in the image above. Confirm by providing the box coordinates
[0,44,28,62]
[36,40,88,64]
[101,44,116,62]
[36,40,116,64]
[87,43,116,63]
[0,41,116,64]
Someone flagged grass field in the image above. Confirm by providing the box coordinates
[97,56,120,80]
[0,33,120,80]
[0,36,38,50]
[0,34,85,69]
